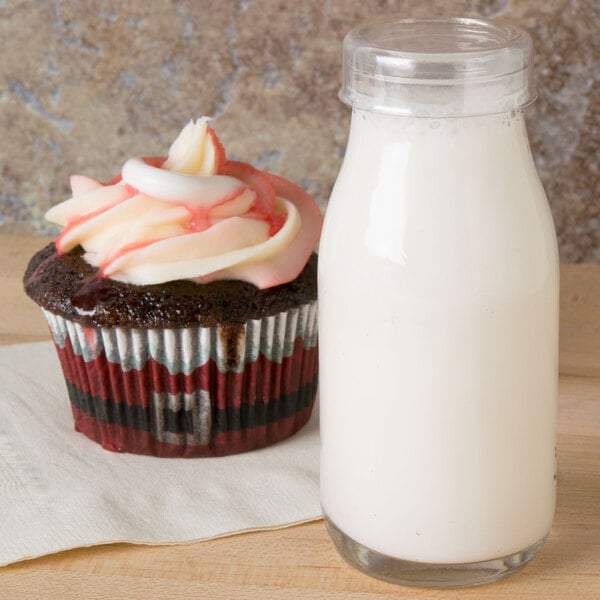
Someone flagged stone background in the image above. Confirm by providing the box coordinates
[2,0,598,261]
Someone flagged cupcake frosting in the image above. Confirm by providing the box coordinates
[46,118,322,289]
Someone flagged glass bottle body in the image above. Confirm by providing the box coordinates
[318,108,558,586]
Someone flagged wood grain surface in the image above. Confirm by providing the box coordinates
[1,235,598,600]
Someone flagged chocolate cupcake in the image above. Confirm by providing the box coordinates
[24,118,322,457]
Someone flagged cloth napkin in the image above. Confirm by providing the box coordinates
[0,341,322,567]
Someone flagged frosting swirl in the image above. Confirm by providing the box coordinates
[46,118,322,289]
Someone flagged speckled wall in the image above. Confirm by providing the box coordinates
[2,0,599,261]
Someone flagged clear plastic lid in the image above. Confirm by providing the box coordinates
[340,17,536,116]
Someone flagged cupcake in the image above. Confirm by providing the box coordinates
[24,118,322,457]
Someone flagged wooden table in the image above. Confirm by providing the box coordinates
[1,235,599,599]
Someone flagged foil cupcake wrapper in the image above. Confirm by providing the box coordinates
[45,303,318,374]
[43,302,318,457]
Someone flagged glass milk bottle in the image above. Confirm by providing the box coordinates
[319,18,559,588]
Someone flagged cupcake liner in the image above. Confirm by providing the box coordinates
[43,302,318,457]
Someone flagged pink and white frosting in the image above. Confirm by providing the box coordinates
[46,118,322,289]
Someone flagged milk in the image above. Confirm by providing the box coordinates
[319,109,558,565]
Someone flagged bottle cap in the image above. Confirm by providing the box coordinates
[340,17,536,116]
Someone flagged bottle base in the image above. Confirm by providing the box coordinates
[325,516,547,589]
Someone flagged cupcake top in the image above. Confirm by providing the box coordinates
[45,118,322,289]
[24,119,322,328]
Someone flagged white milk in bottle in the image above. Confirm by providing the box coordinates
[319,18,558,588]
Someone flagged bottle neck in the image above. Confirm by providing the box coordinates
[344,108,532,167]
[349,107,528,140]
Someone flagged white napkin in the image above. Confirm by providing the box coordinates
[0,341,322,567]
